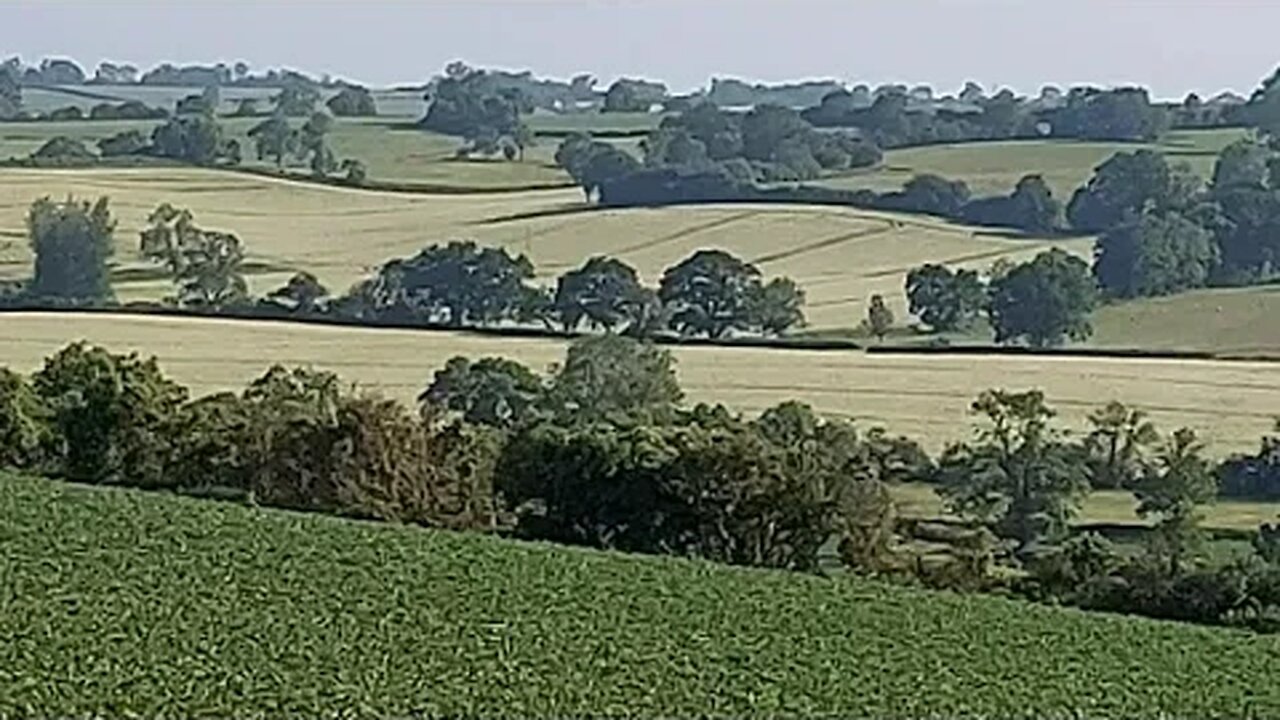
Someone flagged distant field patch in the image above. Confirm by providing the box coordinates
[818,129,1246,199]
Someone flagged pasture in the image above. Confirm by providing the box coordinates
[818,128,1247,199]
[3,473,1279,718]
[1,312,1276,456]
[0,167,1089,327]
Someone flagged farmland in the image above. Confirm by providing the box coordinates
[3,472,1279,718]
[0,166,1091,327]
[817,128,1247,199]
[2,311,1277,457]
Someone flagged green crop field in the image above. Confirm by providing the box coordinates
[818,128,1247,199]
[1,312,1276,456]
[0,167,1090,327]
[3,473,1278,718]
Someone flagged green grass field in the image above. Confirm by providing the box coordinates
[818,129,1247,199]
[1,312,1276,457]
[3,473,1279,718]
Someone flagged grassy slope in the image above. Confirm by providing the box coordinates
[3,473,1279,718]
[818,129,1246,199]
[1091,284,1280,357]
[1,312,1277,457]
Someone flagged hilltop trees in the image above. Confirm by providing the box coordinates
[988,249,1097,347]
[421,64,530,161]
[27,196,115,303]
[0,60,21,119]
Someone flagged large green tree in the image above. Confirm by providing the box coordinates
[326,85,377,116]
[357,240,538,327]
[419,356,545,429]
[905,263,986,332]
[32,343,187,486]
[1093,210,1219,298]
[1134,428,1217,577]
[938,389,1089,552]
[660,249,779,338]
[988,249,1097,347]
[553,256,653,333]
[26,196,115,303]
[545,335,683,425]
[1066,150,1196,233]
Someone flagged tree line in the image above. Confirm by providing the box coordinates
[1,336,1278,631]
[7,193,1119,350]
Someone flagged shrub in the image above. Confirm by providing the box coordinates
[0,369,50,469]
[32,343,188,487]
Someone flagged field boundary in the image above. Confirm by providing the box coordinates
[6,304,1280,363]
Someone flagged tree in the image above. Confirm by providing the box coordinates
[299,112,336,176]
[864,294,894,341]
[579,145,641,199]
[33,343,187,486]
[510,123,535,162]
[0,369,49,469]
[326,85,377,116]
[1082,401,1159,489]
[0,60,21,119]
[29,136,95,167]
[1093,210,1218,298]
[602,79,663,113]
[150,114,238,166]
[264,271,329,314]
[248,115,297,167]
[139,204,249,309]
[553,256,651,332]
[545,335,683,425]
[988,249,1097,347]
[1212,138,1272,191]
[97,130,148,157]
[1007,174,1062,233]
[1067,150,1182,233]
[27,196,115,303]
[273,82,320,116]
[937,389,1089,552]
[419,356,545,429]
[498,420,835,570]
[1135,428,1216,576]
[741,104,810,162]
[659,249,766,338]
[748,277,806,335]
[889,174,972,217]
[905,264,986,332]
[357,240,537,327]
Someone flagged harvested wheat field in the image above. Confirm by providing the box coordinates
[1,311,1275,455]
[0,168,1091,328]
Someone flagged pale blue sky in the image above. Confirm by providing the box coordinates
[3,1,1278,98]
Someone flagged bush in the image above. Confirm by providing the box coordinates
[499,421,838,570]
[29,136,95,167]
[0,369,50,469]
[32,343,188,487]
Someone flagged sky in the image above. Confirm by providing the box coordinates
[3,0,1279,99]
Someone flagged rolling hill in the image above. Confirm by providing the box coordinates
[3,473,1278,717]
[0,167,1089,327]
